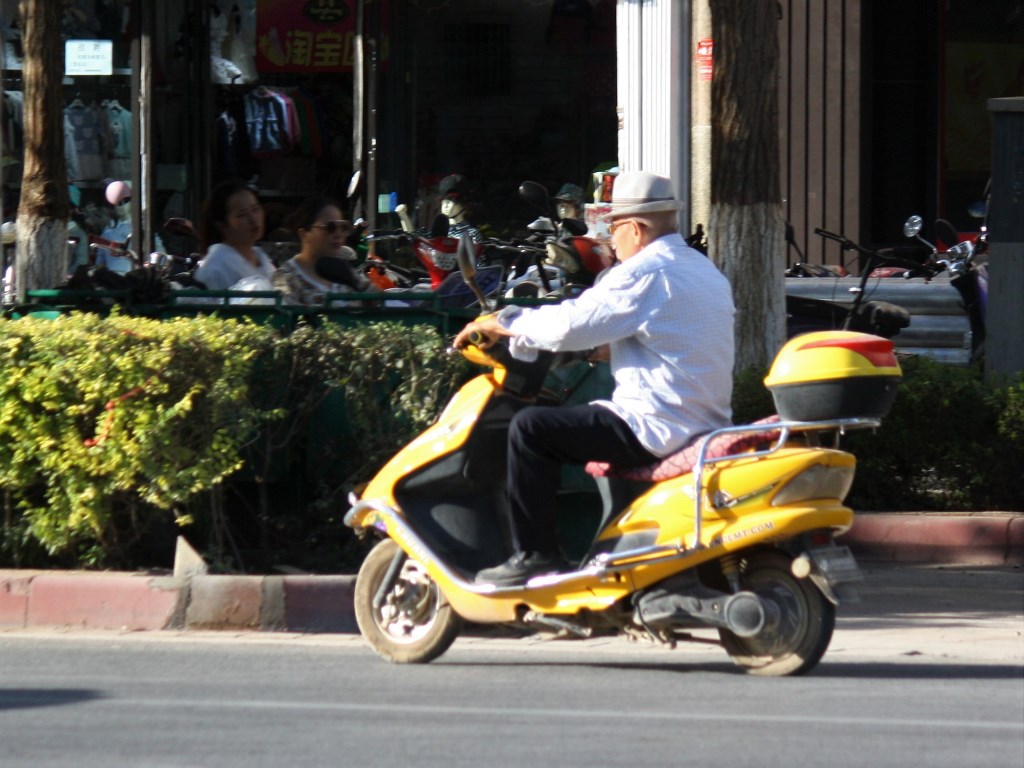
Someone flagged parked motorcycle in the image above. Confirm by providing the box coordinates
[355,214,461,291]
[344,281,895,673]
[902,215,988,364]
[150,217,203,280]
[785,228,937,339]
[500,181,612,299]
[328,222,503,310]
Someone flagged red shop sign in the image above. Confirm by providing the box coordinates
[695,38,713,81]
[255,0,390,73]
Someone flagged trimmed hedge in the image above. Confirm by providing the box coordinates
[0,313,276,568]
[0,314,470,571]
[0,312,1019,572]
[733,356,1024,512]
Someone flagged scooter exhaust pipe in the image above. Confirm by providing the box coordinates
[638,590,766,638]
[636,571,767,638]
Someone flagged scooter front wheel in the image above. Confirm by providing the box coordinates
[718,550,835,676]
[354,538,463,663]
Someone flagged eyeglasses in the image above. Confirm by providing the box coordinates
[312,220,353,235]
[608,219,635,234]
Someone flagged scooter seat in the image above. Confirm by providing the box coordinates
[585,416,781,483]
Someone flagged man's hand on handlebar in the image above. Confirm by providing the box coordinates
[453,315,513,350]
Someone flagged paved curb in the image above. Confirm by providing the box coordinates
[0,570,358,634]
[840,512,1024,566]
[2,513,1019,633]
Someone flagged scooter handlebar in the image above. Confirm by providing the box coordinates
[455,329,514,370]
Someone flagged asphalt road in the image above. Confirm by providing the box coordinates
[1,564,1021,768]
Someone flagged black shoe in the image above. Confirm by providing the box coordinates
[475,551,568,586]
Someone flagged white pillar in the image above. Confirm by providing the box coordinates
[690,0,712,234]
[616,0,691,228]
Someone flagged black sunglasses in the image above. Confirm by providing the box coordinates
[312,220,352,235]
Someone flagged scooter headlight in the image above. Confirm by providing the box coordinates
[771,464,855,506]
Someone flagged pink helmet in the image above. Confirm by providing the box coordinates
[105,180,132,206]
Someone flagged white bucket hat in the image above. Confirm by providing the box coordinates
[601,171,681,220]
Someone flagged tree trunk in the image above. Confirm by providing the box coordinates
[15,0,70,301]
[708,0,785,372]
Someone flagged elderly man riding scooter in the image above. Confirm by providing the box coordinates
[454,171,736,585]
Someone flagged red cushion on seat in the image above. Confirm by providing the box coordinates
[585,415,781,482]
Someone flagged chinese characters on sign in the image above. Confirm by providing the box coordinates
[695,38,713,82]
[256,0,389,73]
[65,40,114,76]
[259,28,351,69]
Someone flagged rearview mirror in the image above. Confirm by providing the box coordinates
[902,215,923,239]
[163,218,197,239]
[347,171,362,200]
[518,181,551,213]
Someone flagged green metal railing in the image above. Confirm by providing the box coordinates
[11,287,562,336]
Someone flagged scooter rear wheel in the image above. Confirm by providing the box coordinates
[354,538,463,663]
[718,550,835,676]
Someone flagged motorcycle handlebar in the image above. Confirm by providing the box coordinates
[815,228,937,275]
[361,259,424,281]
[935,218,960,247]
[874,247,940,275]
[365,230,408,240]
[813,228,850,247]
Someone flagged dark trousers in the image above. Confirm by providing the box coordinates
[507,403,657,553]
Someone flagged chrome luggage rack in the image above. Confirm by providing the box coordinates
[690,416,881,552]
[590,416,882,571]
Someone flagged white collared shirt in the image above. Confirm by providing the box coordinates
[500,233,735,456]
[194,243,276,291]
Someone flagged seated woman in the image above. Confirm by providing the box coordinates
[193,179,276,290]
[272,196,372,305]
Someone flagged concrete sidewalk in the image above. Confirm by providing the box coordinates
[1,512,1020,635]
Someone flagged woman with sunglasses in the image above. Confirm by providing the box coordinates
[273,196,372,305]
[194,179,276,290]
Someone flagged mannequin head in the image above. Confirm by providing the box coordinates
[438,174,470,224]
[114,200,132,222]
[554,183,584,221]
[105,180,132,222]
[556,201,580,220]
[440,197,466,223]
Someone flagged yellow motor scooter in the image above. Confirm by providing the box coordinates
[344,315,900,675]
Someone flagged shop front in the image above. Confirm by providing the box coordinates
[3,0,619,264]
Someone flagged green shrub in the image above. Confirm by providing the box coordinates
[4,308,1018,572]
[0,312,278,567]
[233,321,472,572]
[288,321,473,485]
[731,356,1024,511]
[0,314,471,571]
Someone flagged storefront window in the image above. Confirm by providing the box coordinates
[2,0,137,273]
[942,0,1024,231]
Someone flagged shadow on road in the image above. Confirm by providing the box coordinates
[437,658,1023,680]
[0,688,106,711]
[809,661,1024,679]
